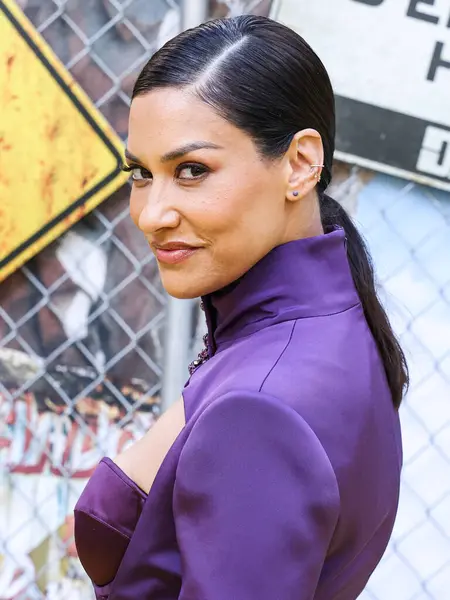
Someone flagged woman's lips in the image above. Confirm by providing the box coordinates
[155,245,200,265]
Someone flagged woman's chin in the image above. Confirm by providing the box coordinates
[161,275,203,300]
[161,272,223,300]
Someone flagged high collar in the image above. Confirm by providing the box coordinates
[201,228,359,354]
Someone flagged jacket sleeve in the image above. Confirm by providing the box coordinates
[173,390,340,600]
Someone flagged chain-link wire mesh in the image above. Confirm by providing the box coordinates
[0,2,274,598]
[1,2,178,597]
[323,164,450,600]
[351,175,450,600]
[0,1,449,599]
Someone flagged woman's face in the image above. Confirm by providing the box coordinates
[127,88,298,299]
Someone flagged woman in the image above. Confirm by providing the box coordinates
[74,15,407,600]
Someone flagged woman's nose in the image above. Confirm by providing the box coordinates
[137,189,181,234]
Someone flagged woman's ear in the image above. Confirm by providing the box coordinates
[285,128,324,201]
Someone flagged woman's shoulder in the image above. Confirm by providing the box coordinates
[178,387,340,503]
[182,388,338,482]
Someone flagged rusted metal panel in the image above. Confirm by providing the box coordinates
[0,0,128,282]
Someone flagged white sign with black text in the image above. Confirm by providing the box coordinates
[271,0,450,191]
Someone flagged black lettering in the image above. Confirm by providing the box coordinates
[407,0,440,24]
[417,126,450,179]
[352,0,384,5]
[439,141,448,166]
[427,41,450,81]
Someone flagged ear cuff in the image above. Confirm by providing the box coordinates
[310,163,324,182]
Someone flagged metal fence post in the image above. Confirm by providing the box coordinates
[181,0,209,30]
[161,297,196,411]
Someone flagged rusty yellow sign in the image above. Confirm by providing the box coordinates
[0,0,128,282]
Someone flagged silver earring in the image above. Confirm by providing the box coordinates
[310,164,324,183]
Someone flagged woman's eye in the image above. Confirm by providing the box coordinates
[130,167,151,181]
[177,163,209,181]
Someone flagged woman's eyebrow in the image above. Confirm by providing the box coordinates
[124,142,223,166]
[160,142,223,163]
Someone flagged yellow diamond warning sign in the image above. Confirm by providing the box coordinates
[0,0,128,282]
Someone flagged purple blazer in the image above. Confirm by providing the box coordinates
[74,228,402,600]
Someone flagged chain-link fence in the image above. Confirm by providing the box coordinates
[0,1,449,599]
[329,168,450,600]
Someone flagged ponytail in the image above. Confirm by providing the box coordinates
[319,193,409,409]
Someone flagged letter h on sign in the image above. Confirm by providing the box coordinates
[417,126,450,179]
[428,42,450,81]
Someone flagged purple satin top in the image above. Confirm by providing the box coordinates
[74,228,402,599]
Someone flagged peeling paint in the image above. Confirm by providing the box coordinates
[6,53,14,71]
